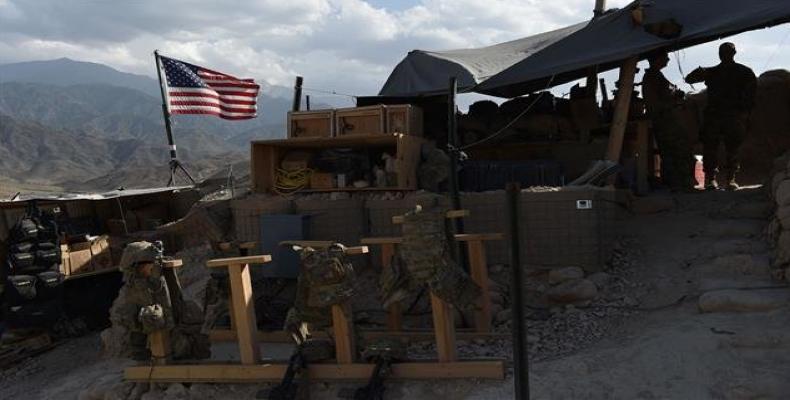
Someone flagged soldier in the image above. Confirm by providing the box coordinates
[112,241,174,361]
[642,50,695,191]
[685,42,757,190]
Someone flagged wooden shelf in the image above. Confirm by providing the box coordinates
[251,134,427,194]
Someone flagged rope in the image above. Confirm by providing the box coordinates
[674,49,697,92]
[456,74,557,151]
[273,168,313,196]
[301,86,358,99]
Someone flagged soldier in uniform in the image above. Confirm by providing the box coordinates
[642,50,695,191]
[685,42,757,190]
[112,241,174,361]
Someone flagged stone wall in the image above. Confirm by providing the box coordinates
[767,152,790,282]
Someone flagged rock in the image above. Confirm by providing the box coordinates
[630,196,675,214]
[587,272,612,289]
[703,220,764,238]
[547,279,598,304]
[489,290,505,305]
[698,290,790,313]
[775,179,790,206]
[495,308,512,324]
[548,267,585,285]
[712,254,770,275]
[164,383,188,399]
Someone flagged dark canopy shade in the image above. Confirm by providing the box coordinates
[379,0,790,98]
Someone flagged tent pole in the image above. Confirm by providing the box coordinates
[605,57,638,163]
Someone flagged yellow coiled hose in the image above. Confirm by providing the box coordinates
[274,168,313,196]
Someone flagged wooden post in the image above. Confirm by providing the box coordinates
[227,262,260,365]
[467,240,492,333]
[635,120,650,195]
[331,303,356,364]
[381,243,403,331]
[430,292,457,362]
[605,57,639,163]
[149,330,171,365]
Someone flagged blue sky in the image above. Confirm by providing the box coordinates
[1,0,788,108]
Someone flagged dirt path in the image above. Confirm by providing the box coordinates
[2,188,788,400]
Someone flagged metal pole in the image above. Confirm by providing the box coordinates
[154,51,195,186]
[306,95,311,111]
[594,0,607,16]
[447,77,467,268]
[507,182,529,400]
[154,51,179,166]
[292,76,304,112]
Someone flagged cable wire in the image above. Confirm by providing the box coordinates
[456,74,556,151]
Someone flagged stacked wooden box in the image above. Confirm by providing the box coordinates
[287,104,423,138]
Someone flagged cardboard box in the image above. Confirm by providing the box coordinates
[309,173,334,189]
[69,248,93,275]
[90,235,113,271]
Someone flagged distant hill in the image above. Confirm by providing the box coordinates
[0,58,161,97]
[0,57,353,192]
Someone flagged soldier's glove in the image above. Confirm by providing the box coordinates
[138,304,168,333]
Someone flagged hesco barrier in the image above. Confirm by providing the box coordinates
[230,188,630,271]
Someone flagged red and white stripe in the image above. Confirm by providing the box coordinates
[166,68,259,120]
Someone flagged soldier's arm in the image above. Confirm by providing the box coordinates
[685,67,707,84]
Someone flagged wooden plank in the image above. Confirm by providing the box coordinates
[392,210,469,224]
[251,133,400,148]
[206,255,271,268]
[125,361,505,382]
[430,292,457,362]
[208,329,509,343]
[635,120,650,195]
[239,241,257,250]
[227,263,260,365]
[331,303,356,364]
[361,237,402,245]
[162,259,183,268]
[605,57,639,162]
[467,240,492,333]
[380,243,403,331]
[149,330,171,365]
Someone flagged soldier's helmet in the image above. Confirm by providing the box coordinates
[119,241,160,273]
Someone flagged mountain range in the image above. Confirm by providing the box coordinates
[0,58,338,194]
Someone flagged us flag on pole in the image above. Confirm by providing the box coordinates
[159,55,260,120]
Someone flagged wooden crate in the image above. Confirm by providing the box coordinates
[386,104,423,136]
[250,134,426,194]
[335,105,386,136]
[288,110,335,138]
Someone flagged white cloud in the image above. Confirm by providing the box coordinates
[1,0,788,100]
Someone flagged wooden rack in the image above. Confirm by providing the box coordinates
[126,243,504,383]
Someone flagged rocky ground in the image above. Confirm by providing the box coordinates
[1,186,789,399]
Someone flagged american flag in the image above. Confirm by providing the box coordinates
[159,55,260,120]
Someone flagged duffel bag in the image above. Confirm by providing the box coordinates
[35,271,64,301]
[10,252,36,270]
[4,275,37,305]
[11,218,38,242]
[11,242,34,253]
[35,248,61,268]
[5,300,62,329]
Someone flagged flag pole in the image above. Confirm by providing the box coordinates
[154,50,196,187]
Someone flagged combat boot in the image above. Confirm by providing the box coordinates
[704,178,719,191]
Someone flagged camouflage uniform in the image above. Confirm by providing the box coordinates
[112,241,174,361]
[285,244,356,343]
[381,194,481,312]
[686,56,757,186]
[643,67,694,190]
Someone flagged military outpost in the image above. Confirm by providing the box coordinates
[2,1,790,399]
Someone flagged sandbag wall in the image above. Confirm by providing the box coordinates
[232,188,628,271]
